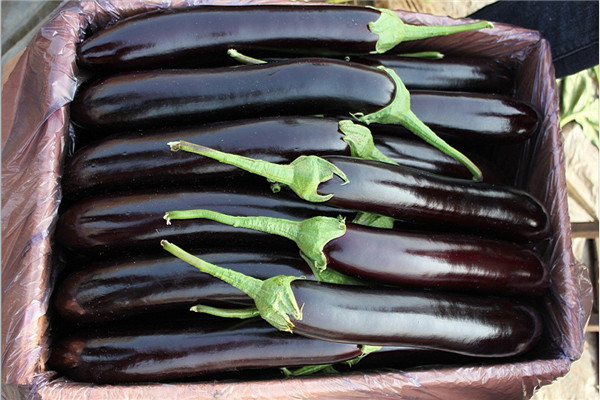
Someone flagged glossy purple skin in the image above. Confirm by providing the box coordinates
[55,186,351,254]
[55,251,313,323]
[324,224,548,295]
[63,117,506,199]
[290,280,542,357]
[70,59,394,131]
[77,5,380,71]
[318,156,550,242]
[371,91,541,143]
[48,319,361,383]
[357,55,514,94]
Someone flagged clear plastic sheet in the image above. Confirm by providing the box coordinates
[1,1,594,399]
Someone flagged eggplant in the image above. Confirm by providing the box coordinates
[162,243,544,358]
[77,5,491,72]
[69,59,398,131]
[165,210,548,295]
[55,186,351,254]
[63,117,507,199]
[357,55,514,94]
[317,156,548,241]
[168,144,549,242]
[70,58,492,180]
[55,250,314,323]
[48,318,362,383]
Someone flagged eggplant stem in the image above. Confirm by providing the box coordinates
[170,140,295,187]
[169,140,348,203]
[355,67,483,182]
[338,120,398,228]
[164,210,346,271]
[227,48,267,65]
[161,240,263,298]
[190,304,260,319]
[400,20,493,42]
[399,110,483,181]
[399,51,445,59]
[281,364,338,377]
[161,240,302,333]
[369,8,492,53]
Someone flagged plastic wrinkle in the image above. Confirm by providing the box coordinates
[1,0,593,398]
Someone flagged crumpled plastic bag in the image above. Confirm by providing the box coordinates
[1,1,593,399]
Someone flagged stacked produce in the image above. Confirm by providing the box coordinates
[50,5,550,384]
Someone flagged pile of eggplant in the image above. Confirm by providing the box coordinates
[50,5,550,384]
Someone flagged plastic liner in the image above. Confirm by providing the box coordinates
[1,1,593,399]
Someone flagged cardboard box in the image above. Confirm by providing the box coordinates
[1,1,593,399]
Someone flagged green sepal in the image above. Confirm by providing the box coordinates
[353,212,395,229]
[352,66,410,125]
[169,141,349,203]
[368,8,407,54]
[190,304,260,319]
[338,120,397,165]
[287,156,349,202]
[294,215,347,271]
[302,252,366,285]
[369,8,493,54]
[255,275,303,333]
[281,364,338,377]
[281,344,383,377]
[344,345,383,368]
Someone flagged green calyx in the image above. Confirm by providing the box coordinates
[337,120,397,229]
[255,275,303,332]
[352,67,482,181]
[161,240,303,333]
[169,141,349,202]
[352,212,395,229]
[281,345,383,377]
[301,252,366,286]
[352,66,410,126]
[369,8,493,54]
[164,210,347,272]
[338,120,396,164]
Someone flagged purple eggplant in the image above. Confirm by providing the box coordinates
[77,5,491,71]
[48,318,362,383]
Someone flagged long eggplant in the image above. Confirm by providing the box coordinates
[77,5,491,72]
[70,58,489,180]
[163,210,548,295]
[55,186,351,254]
[168,144,549,242]
[48,318,362,383]
[69,59,400,131]
[55,250,314,323]
[355,55,514,94]
[63,117,506,198]
[162,242,544,358]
